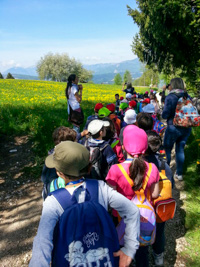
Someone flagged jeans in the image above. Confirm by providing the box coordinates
[73,124,80,134]
[164,125,191,175]
[135,246,149,267]
[152,222,165,254]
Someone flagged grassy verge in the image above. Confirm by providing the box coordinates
[182,127,200,266]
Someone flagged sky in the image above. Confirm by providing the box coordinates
[0,0,139,72]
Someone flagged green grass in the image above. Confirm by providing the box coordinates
[182,127,200,266]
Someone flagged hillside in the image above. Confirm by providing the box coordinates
[2,58,142,84]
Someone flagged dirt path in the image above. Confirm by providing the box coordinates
[0,135,188,266]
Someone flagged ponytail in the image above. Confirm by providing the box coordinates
[65,74,76,99]
[129,156,147,191]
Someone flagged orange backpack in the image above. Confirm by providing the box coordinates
[153,160,176,223]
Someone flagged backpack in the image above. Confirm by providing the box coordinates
[153,159,176,223]
[173,95,200,127]
[51,179,120,267]
[116,163,156,246]
[152,115,166,135]
[85,140,109,180]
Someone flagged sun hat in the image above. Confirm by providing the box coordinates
[106,103,115,113]
[98,107,111,118]
[88,119,110,135]
[142,103,155,114]
[45,141,90,177]
[142,98,150,104]
[129,100,137,108]
[123,125,148,156]
[126,93,132,99]
[124,109,137,125]
[153,91,157,94]
[119,102,129,110]
[94,103,103,112]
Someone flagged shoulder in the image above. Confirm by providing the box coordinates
[146,162,160,183]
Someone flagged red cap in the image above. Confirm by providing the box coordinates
[129,100,137,108]
[120,96,124,100]
[106,103,115,113]
[142,98,150,104]
[94,103,103,112]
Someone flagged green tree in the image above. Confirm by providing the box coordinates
[133,66,159,86]
[128,1,200,84]
[114,73,122,85]
[6,73,14,79]
[0,72,4,79]
[123,70,132,84]
[37,53,93,82]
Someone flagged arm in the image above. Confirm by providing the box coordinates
[162,95,172,119]
[29,196,63,266]
[150,182,160,199]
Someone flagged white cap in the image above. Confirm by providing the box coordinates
[126,93,132,99]
[88,120,110,135]
[142,104,155,114]
[124,109,137,124]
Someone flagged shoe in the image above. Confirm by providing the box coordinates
[153,252,164,266]
[174,173,183,181]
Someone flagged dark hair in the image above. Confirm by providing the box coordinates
[65,74,76,99]
[115,94,119,97]
[127,82,132,89]
[136,113,153,131]
[129,156,147,191]
[102,117,115,141]
[145,130,162,154]
[52,126,77,145]
[91,127,104,139]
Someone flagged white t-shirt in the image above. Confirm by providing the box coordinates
[68,84,80,112]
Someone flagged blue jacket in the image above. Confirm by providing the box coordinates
[162,90,187,125]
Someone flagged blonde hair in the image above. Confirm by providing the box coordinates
[170,78,185,90]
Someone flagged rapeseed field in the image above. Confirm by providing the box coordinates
[0,79,145,155]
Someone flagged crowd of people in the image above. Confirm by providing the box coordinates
[29,75,196,267]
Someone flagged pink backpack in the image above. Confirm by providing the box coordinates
[116,163,156,246]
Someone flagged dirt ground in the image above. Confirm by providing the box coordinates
[0,135,189,267]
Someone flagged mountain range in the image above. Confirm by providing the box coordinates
[2,58,143,84]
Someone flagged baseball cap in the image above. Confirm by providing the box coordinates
[94,103,103,112]
[45,141,90,177]
[126,93,132,99]
[119,102,129,110]
[145,91,149,94]
[124,109,137,125]
[88,119,110,135]
[129,100,137,108]
[98,107,111,118]
[142,98,150,104]
[106,103,115,113]
[120,96,124,100]
[123,125,148,156]
[142,104,155,113]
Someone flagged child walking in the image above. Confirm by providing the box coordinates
[106,125,160,267]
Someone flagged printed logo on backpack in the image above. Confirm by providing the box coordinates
[153,160,176,223]
[173,96,200,127]
[116,163,156,246]
[51,179,120,267]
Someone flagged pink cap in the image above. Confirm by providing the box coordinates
[123,125,148,156]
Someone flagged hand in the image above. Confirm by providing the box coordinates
[114,250,132,267]
[81,129,89,137]
[78,84,83,91]
[162,85,167,91]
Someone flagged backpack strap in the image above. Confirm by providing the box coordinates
[117,163,152,203]
[51,188,72,210]
[111,139,119,149]
[117,164,134,187]
[51,179,99,210]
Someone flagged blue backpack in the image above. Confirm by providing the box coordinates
[51,179,120,267]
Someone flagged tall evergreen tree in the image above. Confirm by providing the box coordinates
[6,73,15,79]
[0,72,4,79]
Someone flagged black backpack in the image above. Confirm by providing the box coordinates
[85,140,108,180]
